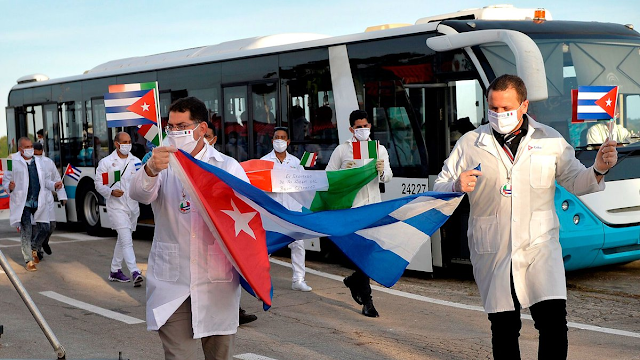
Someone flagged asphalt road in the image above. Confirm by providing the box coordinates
[0,220,638,359]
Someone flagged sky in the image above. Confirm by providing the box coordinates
[1,0,639,138]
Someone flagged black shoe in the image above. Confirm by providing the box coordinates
[362,302,379,318]
[343,276,363,305]
[43,242,52,255]
[37,251,44,261]
[239,307,257,325]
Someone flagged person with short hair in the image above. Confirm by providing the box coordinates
[2,137,60,271]
[95,132,143,287]
[326,109,392,317]
[32,142,67,258]
[130,96,249,359]
[434,74,618,359]
[261,126,312,292]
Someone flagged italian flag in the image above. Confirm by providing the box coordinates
[0,158,12,171]
[353,140,378,160]
[241,159,377,212]
[300,152,317,167]
[102,170,121,186]
[138,123,161,146]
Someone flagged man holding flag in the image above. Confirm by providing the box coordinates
[130,97,249,359]
[260,126,312,292]
[326,109,392,317]
[95,132,143,287]
[435,74,618,359]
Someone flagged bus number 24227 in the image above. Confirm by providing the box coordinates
[401,183,428,195]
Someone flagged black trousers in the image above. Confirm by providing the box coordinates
[487,276,568,360]
[347,268,372,304]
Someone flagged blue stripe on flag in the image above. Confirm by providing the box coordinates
[577,99,598,106]
[107,118,156,127]
[67,173,80,181]
[578,86,616,93]
[576,113,611,120]
[104,90,150,100]
[105,105,134,113]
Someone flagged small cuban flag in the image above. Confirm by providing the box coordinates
[64,164,82,182]
[134,161,142,172]
[352,140,379,160]
[104,82,159,128]
[573,86,619,123]
[102,170,121,186]
[300,151,317,167]
[0,158,12,172]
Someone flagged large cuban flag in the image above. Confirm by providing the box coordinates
[574,85,619,122]
[170,150,463,307]
[104,82,159,128]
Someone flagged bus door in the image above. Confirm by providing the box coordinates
[222,82,278,161]
[41,103,68,223]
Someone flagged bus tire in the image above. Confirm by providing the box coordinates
[76,185,102,236]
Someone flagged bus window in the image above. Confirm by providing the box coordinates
[223,86,249,162]
[5,108,17,155]
[43,103,60,168]
[90,99,108,165]
[251,83,277,159]
[624,94,640,143]
[26,105,43,143]
[450,80,483,149]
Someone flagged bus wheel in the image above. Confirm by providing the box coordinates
[78,187,102,236]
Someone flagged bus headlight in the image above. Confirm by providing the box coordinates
[573,215,580,225]
[561,201,569,211]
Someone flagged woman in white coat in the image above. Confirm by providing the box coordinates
[434,75,618,359]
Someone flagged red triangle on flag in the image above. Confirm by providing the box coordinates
[126,89,158,123]
[594,86,618,118]
[65,164,74,175]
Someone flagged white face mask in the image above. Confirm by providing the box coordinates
[353,127,371,141]
[487,103,523,134]
[22,148,34,158]
[166,128,201,153]
[273,139,288,153]
[118,143,132,156]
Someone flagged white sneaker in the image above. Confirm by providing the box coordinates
[292,280,312,292]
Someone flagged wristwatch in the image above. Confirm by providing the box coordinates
[593,166,609,176]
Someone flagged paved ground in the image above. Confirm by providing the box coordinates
[0,220,638,359]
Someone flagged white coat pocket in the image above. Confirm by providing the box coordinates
[471,215,499,254]
[529,210,558,247]
[153,242,180,282]
[529,155,556,189]
[207,243,233,282]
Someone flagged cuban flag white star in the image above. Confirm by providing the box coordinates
[141,102,150,111]
[221,199,257,239]
[605,98,612,107]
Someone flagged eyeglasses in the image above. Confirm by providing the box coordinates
[165,122,198,132]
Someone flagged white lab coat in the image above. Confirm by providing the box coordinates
[260,150,303,211]
[38,155,68,221]
[94,151,141,230]
[434,117,605,313]
[326,139,393,206]
[129,145,248,337]
[2,153,56,228]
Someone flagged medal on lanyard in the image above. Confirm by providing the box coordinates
[500,182,512,197]
[179,190,191,214]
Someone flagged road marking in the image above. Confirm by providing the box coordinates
[234,353,279,360]
[40,291,144,325]
[270,258,640,339]
[0,233,110,248]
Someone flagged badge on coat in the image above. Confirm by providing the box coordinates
[500,183,512,197]
[179,199,191,214]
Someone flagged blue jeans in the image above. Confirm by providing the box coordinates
[20,207,50,263]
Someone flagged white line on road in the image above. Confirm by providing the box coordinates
[234,353,279,360]
[39,291,144,325]
[270,258,640,339]
[0,234,110,248]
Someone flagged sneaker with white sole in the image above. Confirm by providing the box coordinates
[132,271,144,287]
[108,269,130,282]
[292,280,312,292]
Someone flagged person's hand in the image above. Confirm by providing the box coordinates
[54,181,63,190]
[60,200,67,206]
[376,159,384,172]
[8,181,15,191]
[146,146,177,176]
[111,189,124,197]
[454,169,483,193]
[595,138,618,173]
[345,161,357,169]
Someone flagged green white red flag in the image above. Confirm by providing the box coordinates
[352,140,378,160]
[300,151,317,167]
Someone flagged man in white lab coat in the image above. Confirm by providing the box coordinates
[326,109,392,318]
[130,97,248,360]
[32,142,67,258]
[95,132,143,287]
[434,74,618,359]
[261,126,311,292]
[2,137,59,271]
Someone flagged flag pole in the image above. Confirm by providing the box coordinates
[154,81,163,146]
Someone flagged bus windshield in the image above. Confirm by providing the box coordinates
[479,38,640,149]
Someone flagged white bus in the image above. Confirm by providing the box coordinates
[6,5,640,272]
